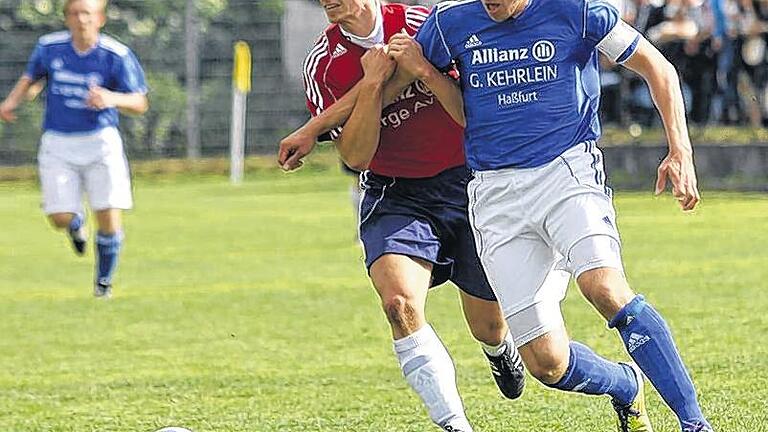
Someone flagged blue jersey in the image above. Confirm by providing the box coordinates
[24,31,148,134]
[416,0,640,170]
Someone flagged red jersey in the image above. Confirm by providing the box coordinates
[302,3,465,178]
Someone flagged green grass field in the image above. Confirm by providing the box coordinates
[1,169,767,432]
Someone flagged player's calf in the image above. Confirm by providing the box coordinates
[94,230,123,297]
[461,292,526,399]
[609,295,710,431]
[67,213,88,256]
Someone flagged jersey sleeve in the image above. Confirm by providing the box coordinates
[583,0,640,64]
[302,36,342,140]
[112,50,148,94]
[24,43,47,81]
[404,5,431,36]
[414,8,453,71]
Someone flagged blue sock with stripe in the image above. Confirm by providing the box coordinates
[68,213,84,232]
[610,295,707,428]
[546,341,637,406]
[95,231,123,285]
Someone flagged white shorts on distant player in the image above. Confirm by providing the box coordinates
[468,142,623,346]
[38,126,133,215]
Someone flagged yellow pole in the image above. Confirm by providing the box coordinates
[233,41,252,93]
[230,41,251,184]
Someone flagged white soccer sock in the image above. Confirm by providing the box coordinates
[480,330,514,357]
[393,324,473,432]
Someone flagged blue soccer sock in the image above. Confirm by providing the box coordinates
[546,341,638,406]
[68,213,84,232]
[609,295,707,428]
[95,231,123,285]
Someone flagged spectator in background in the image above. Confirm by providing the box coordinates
[734,0,768,126]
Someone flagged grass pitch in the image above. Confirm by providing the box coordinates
[0,169,766,432]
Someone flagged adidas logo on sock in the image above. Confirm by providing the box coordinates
[464,34,482,48]
[627,332,651,353]
[332,44,348,58]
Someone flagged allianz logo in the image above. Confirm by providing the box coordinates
[471,40,556,65]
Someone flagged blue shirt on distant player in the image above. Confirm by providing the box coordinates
[24,31,148,134]
[415,0,640,170]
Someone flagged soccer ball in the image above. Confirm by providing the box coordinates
[154,428,193,432]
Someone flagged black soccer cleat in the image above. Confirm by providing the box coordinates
[682,421,714,432]
[484,340,526,399]
[68,225,88,256]
[93,280,112,299]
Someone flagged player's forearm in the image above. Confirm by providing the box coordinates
[625,40,692,155]
[644,61,692,156]
[336,80,384,171]
[382,70,414,107]
[304,87,361,138]
[2,76,34,109]
[420,68,465,127]
[113,92,149,115]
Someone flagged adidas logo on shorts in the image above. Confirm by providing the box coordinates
[465,34,482,49]
[627,332,651,353]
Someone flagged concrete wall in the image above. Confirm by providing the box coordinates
[282,0,329,83]
[604,145,768,191]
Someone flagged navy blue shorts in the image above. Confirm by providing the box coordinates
[358,165,496,301]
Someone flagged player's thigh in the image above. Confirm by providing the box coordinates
[476,232,570,347]
[359,172,452,287]
[38,147,83,215]
[370,253,432,313]
[84,147,133,212]
[443,187,498,302]
[545,144,623,278]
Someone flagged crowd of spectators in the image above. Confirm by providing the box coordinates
[604,0,768,127]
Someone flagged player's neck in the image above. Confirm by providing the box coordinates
[510,0,530,18]
[71,33,99,53]
[338,4,377,38]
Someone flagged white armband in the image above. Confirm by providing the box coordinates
[596,20,640,63]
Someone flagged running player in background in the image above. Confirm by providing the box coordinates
[0,0,148,298]
[277,1,534,430]
[411,0,712,430]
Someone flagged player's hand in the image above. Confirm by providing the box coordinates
[655,150,701,211]
[278,127,317,171]
[0,99,18,122]
[387,32,431,82]
[361,45,396,84]
[86,86,116,110]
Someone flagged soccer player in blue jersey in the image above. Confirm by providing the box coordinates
[0,0,148,298]
[399,0,713,431]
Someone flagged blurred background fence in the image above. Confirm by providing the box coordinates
[0,0,319,165]
[1,0,768,171]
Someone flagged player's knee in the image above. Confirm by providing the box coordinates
[578,270,614,304]
[382,294,421,333]
[525,352,569,385]
[467,315,507,346]
[48,213,71,229]
[577,268,634,319]
[519,333,570,385]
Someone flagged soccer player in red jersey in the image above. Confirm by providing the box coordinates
[277,1,552,430]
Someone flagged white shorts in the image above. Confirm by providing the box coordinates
[467,141,623,347]
[38,127,133,215]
